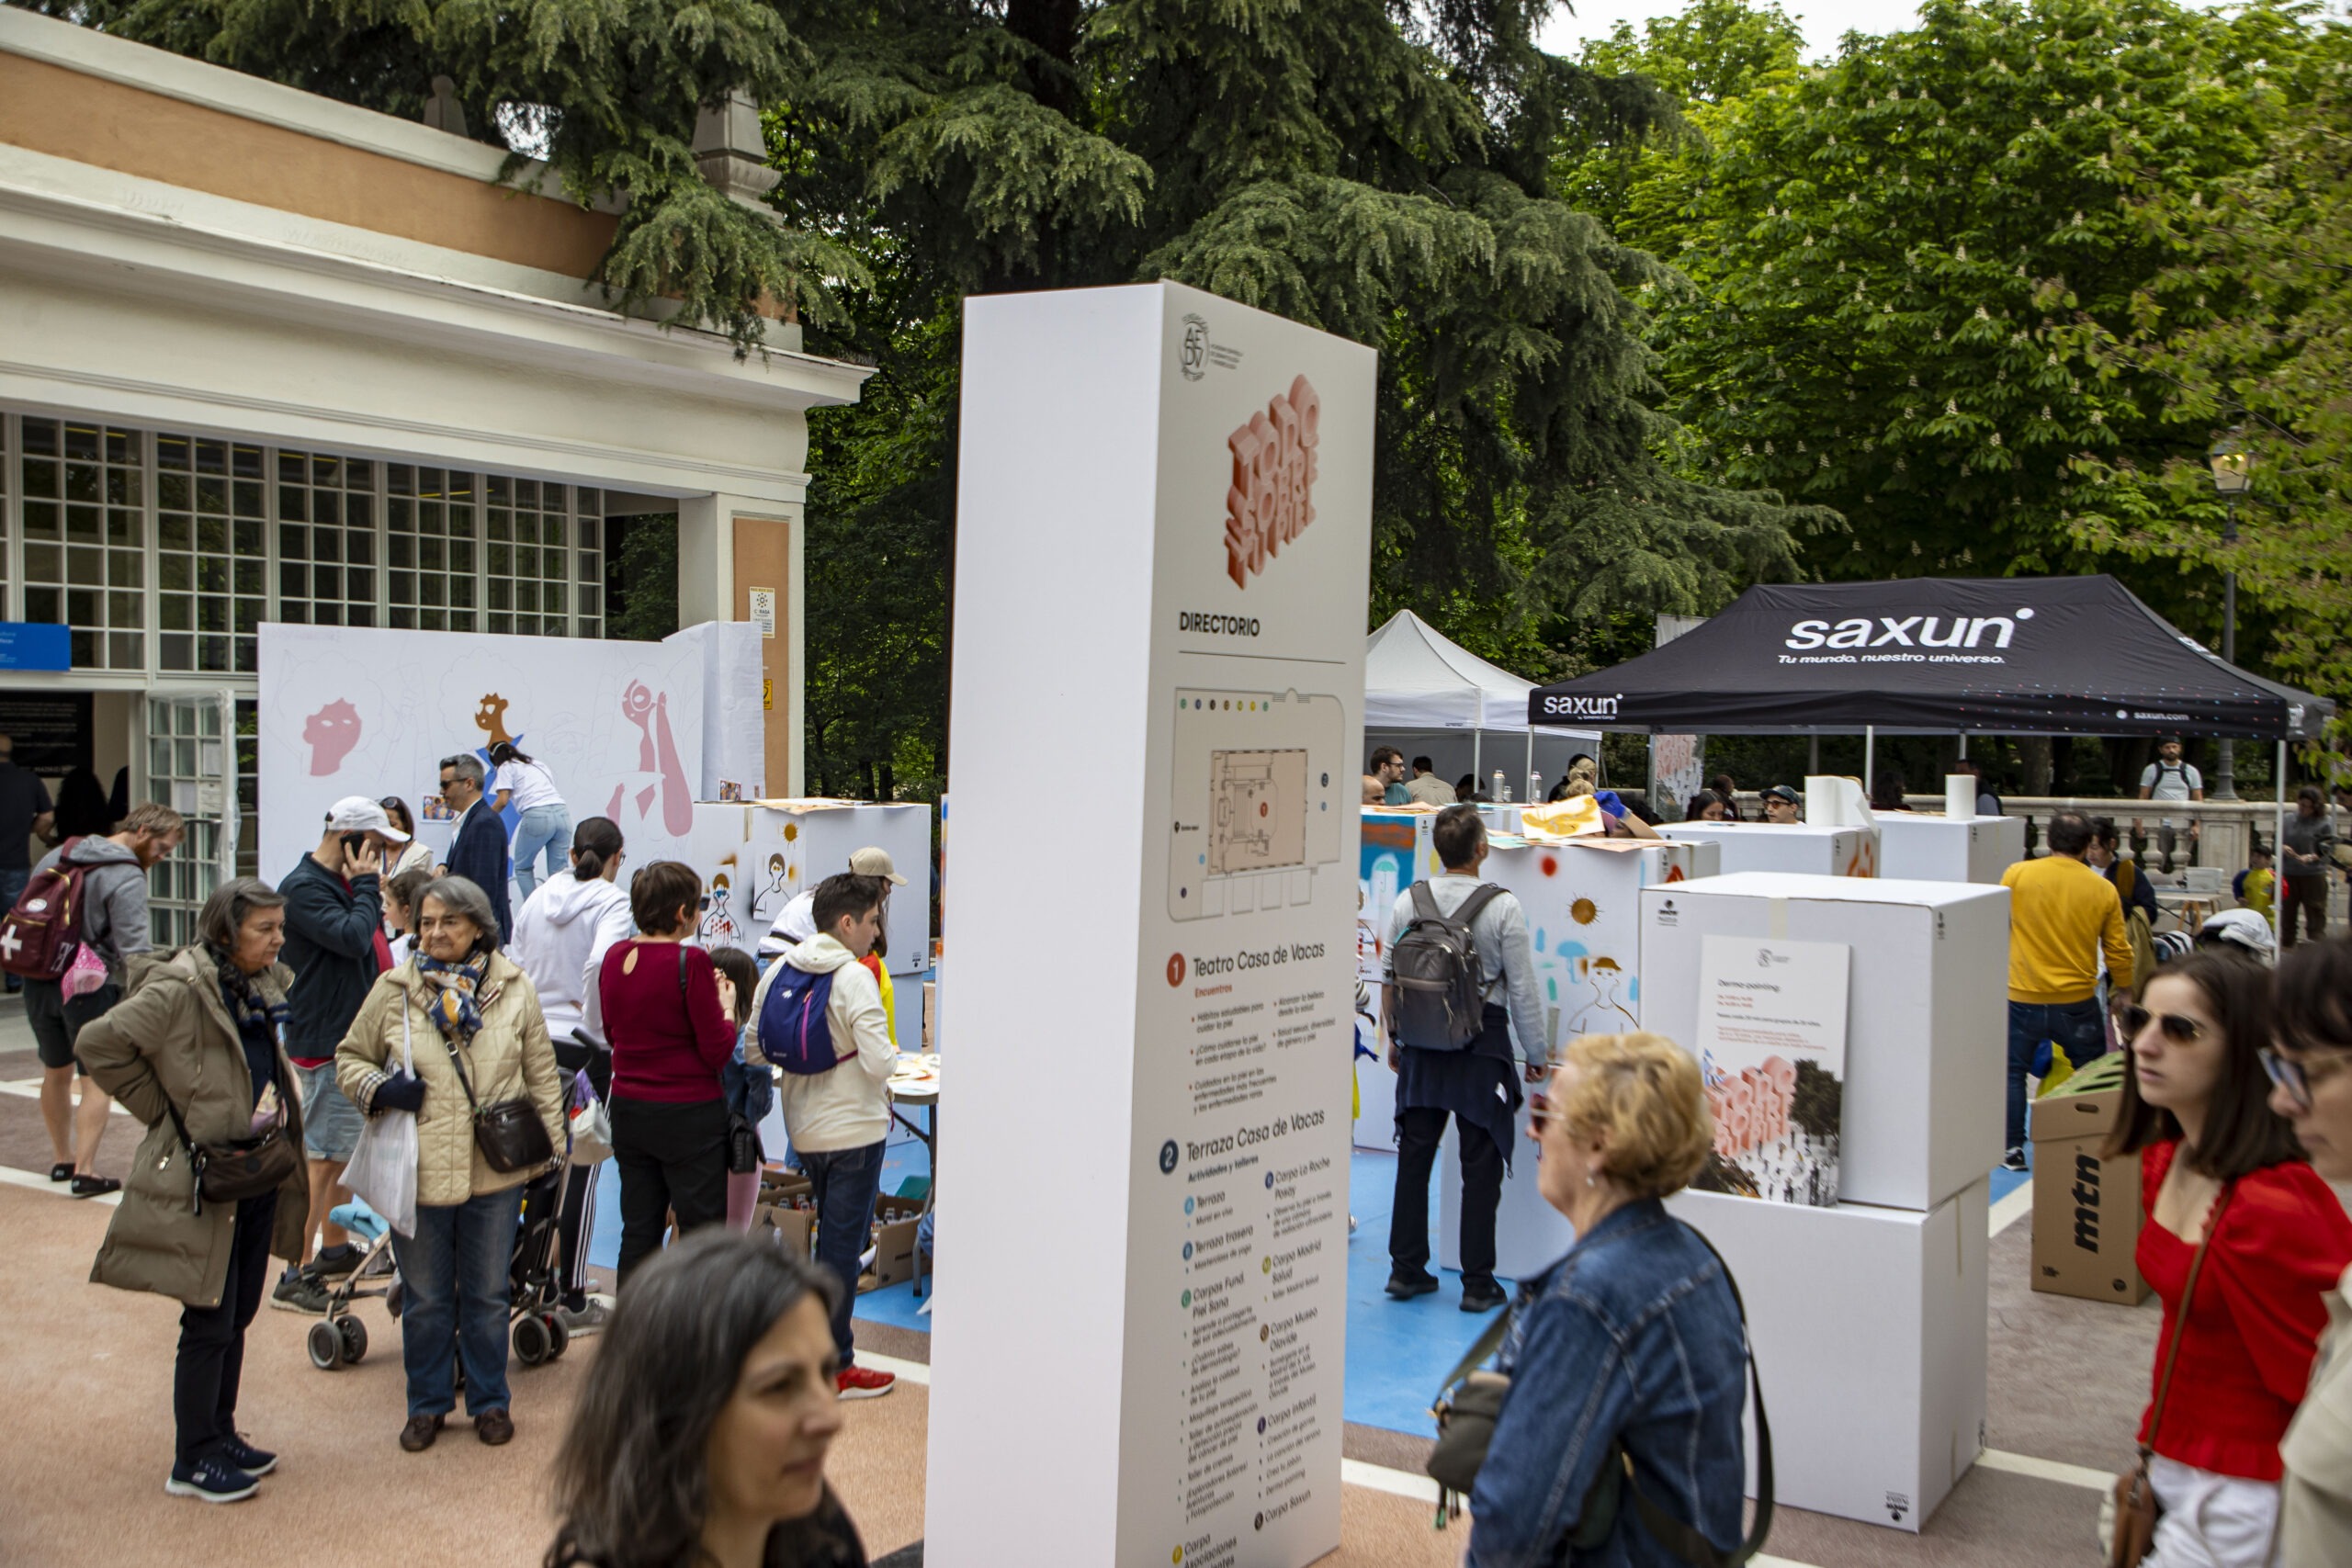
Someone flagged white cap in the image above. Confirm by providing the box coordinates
[326,795,410,842]
[2200,908,2275,962]
[848,845,908,886]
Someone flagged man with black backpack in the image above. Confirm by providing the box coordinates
[751,871,899,1399]
[1383,804,1549,1313]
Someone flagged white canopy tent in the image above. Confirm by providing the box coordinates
[1364,610,1600,800]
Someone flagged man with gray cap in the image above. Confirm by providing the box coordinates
[759,846,909,962]
[272,796,408,1311]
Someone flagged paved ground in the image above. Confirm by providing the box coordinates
[0,991,2158,1566]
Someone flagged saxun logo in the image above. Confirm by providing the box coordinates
[1541,694,1621,719]
[1224,376,1320,589]
[1782,606,2035,651]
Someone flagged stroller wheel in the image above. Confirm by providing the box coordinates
[339,1314,369,1365]
[386,1280,403,1320]
[547,1314,571,1359]
[513,1314,551,1367]
[307,1317,344,1371]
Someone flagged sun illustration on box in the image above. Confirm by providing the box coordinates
[1570,897,1600,925]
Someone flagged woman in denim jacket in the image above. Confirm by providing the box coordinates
[1468,1032,1747,1567]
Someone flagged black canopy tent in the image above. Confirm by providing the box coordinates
[1528,575,2331,740]
[1528,576,2333,889]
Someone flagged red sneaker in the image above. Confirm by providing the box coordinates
[836,1366,897,1401]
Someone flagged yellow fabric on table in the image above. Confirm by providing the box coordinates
[1519,797,1605,840]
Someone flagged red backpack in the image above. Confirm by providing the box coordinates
[0,840,94,981]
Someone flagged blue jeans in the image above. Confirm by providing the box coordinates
[390,1184,525,1418]
[798,1139,887,1364]
[2007,998,2109,1150]
[511,805,572,901]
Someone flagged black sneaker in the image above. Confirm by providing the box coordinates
[309,1244,361,1280]
[2001,1146,2030,1173]
[1385,1269,1441,1301]
[269,1268,330,1314]
[164,1456,258,1504]
[1461,1280,1509,1314]
[219,1434,277,1477]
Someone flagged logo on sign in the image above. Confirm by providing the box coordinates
[1180,313,1209,381]
[1782,605,2034,650]
[1541,694,1621,720]
[1223,376,1320,589]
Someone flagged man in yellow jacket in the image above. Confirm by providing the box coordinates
[1999,810,2135,1170]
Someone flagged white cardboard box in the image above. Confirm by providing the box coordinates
[1433,838,1702,1278]
[1639,874,2009,1213]
[1876,814,2025,885]
[1666,1180,1989,1532]
[689,799,933,976]
[1658,821,1879,878]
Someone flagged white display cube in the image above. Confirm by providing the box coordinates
[1432,838,1702,1279]
[688,799,932,978]
[1639,874,2009,1213]
[1665,1181,1989,1532]
[1876,813,2024,885]
[1658,821,1879,878]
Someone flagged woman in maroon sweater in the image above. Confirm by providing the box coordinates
[2104,950,2352,1566]
[599,861,741,1284]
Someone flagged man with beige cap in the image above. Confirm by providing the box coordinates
[757,845,908,962]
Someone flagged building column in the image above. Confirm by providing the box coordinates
[677,492,803,797]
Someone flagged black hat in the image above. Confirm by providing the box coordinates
[1760,784,1801,805]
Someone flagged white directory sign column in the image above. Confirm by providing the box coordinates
[927,283,1374,1568]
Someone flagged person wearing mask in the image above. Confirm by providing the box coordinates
[438,752,512,942]
[2088,816,2160,927]
[757,847,908,964]
[2280,786,2337,949]
[1683,789,1729,823]
[2103,951,2352,1567]
[1464,1032,1748,1565]
[754,872,899,1398]
[1383,805,1548,1315]
[511,816,632,1333]
[270,797,407,1312]
[1998,810,2133,1170]
[0,732,56,994]
[379,797,433,879]
[2266,938,2352,1563]
[708,946,767,1230]
[1758,784,1802,824]
[1369,746,1409,807]
[337,874,565,1452]
[27,802,185,1198]
[599,861,739,1284]
[1406,756,1456,807]
[546,1232,866,1568]
[51,766,115,840]
[487,740,572,903]
[77,878,311,1504]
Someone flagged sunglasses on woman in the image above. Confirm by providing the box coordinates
[2261,1047,2352,1112]
[2111,1002,2205,1045]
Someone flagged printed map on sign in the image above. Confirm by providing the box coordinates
[1690,935,1850,1207]
[1167,688,1345,920]
[1208,749,1308,874]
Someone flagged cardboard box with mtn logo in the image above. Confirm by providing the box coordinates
[2030,1052,2150,1305]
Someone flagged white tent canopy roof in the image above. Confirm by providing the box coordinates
[1365,609,1545,730]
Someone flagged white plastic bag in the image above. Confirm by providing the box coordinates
[341,1008,420,1236]
[569,1077,614,1166]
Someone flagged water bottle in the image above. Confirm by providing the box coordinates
[1529,772,1543,804]
[1491,770,1508,803]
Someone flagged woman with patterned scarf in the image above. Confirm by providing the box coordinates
[336,874,564,1454]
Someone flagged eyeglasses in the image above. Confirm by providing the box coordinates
[1529,1089,1552,1136]
[2262,1047,2352,1112]
[2112,1002,2206,1045]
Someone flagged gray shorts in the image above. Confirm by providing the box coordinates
[296,1060,362,1161]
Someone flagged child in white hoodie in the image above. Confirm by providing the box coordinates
[507,816,634,1332]
[750,871,899,1398]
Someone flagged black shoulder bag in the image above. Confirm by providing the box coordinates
[694,944,760,1174]
[1428,1225,1773,1567]
[433,996,556,1174]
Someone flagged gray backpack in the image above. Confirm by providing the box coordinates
[1390,882,1501,1051]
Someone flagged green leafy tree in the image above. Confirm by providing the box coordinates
[1590,0,2312,614]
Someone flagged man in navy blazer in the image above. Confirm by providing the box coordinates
[438,751,512,942]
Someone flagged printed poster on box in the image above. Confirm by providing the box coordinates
[1690,934,1850,1207]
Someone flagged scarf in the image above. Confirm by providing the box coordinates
[207,942,288,1039]
[415,948,492,1050]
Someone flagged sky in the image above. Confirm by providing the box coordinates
[1534,0,1924,62]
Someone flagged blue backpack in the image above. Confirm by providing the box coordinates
[759,964,842,1075]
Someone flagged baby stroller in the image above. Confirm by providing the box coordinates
[305,1199,400,1371]
[506,1158,572,1367]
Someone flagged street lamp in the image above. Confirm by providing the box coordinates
[2207,437,2252,801]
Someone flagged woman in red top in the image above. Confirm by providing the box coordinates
[2105,949,2352,1566]
[598,861,741,1285]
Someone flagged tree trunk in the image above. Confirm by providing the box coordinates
[2018,736,2054,795]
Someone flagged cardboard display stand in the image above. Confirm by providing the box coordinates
[1657,820,1880,878]
[2030,1054,2150,1304]
[1639,874,2009,1213]
[1875,813,2025,885]
[926,283,1374,1568]
[1667,1180,1991,1533]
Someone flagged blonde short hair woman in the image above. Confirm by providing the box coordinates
[1463,1032,1751,1564]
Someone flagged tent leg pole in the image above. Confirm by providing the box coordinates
[1809,735,1820,773]
[1865,726,1875,793]
[1525,732,1534,802]
[2277,741,2288,942]
[1959,732,1968,760]
[1474,732,1482,795]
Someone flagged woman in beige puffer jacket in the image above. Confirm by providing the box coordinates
[335,874,563,1454]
